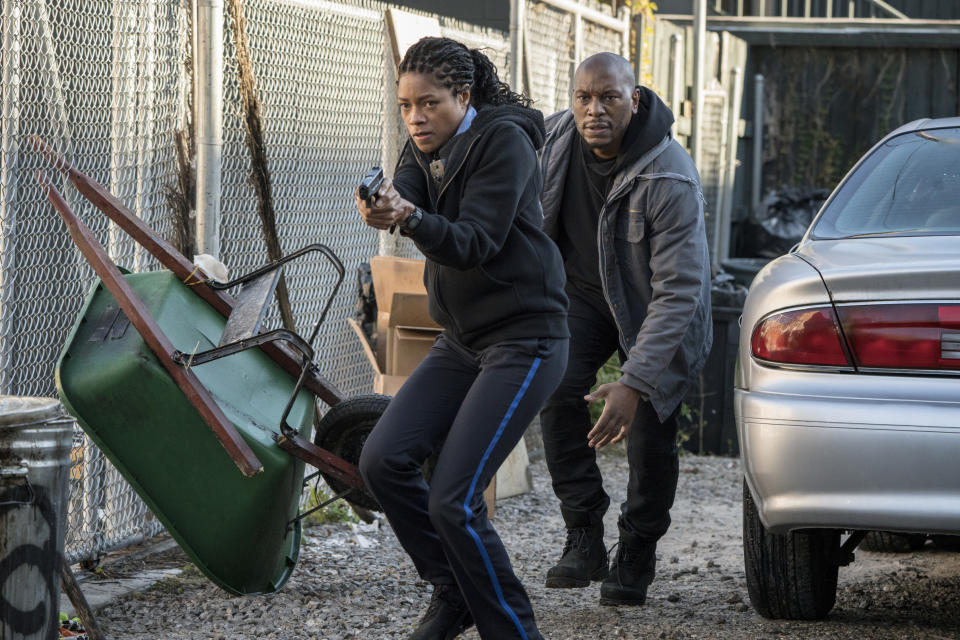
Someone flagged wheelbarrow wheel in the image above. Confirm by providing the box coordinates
[314,394,443,513]
[314,394,391,511]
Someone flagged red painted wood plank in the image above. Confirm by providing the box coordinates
[30,135,344,406]
[41,173,263,477]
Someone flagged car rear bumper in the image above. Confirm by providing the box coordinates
[736,388,960,535]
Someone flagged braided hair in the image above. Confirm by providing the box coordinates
[398,37,532,108]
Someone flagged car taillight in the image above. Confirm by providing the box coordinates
[836,303,960,370]
[751,306,851,366]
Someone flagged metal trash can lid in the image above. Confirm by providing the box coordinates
[0,396,65,426]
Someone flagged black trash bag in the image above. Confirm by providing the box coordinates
[711,269,749,309]
[356,261,377,343]
[738,186,830,258]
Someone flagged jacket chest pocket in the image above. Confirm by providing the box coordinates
[615,207,646,243]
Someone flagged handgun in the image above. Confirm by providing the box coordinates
[358,166,384,207]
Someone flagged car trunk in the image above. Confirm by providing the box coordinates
[797,236,960,302]
[798,236,960,373]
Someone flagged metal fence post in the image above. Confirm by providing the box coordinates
[720,66,743,263]
[196,0,224,259]
[510,0,526,93]
[752,73,764,212]
[574,8,583,64]
[691,0,706,168]
[619,6,630,60]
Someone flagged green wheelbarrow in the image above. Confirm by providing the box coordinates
[32,136,389,596]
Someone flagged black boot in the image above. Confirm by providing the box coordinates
[409,583,474,640]
[599,539,656,606]
[545,525,609,588]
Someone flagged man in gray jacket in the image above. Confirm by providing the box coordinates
[539,52,712,606]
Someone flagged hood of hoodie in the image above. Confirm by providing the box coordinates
[612,86,675,174]
[468,103,546,150]
[409,102,546,202]
[411,104,545,168]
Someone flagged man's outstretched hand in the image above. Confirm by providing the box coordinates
[585,381,640,449]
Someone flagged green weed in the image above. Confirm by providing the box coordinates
[302,485,359,526]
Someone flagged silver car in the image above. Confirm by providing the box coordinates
[736,116,960,620]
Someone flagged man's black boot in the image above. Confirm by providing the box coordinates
[409,583,474,640]
[545,525,608,588]
[599,539,656,606]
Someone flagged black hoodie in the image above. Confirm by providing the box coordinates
[557,86,674,305]
[392,104,569,349]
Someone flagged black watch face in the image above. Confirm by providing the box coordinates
[406,209,422,230]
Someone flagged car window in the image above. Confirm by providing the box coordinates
[811,127,960,239]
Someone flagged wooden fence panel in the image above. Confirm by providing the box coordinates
[755,46,959,193]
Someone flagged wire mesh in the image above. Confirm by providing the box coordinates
[582,11,623,59]
[699,86,728,262]
[525,1,575,115]
[219,0,387,399]
[1,0,620,565]
[2,0,187,562]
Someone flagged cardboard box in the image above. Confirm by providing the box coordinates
[390,326,441,377]
[370,256,432,316]
[369,257,439,375]
[382,292,440,376]
[483,476,497,519]
[347,317,407,396]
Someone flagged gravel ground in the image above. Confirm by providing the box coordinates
[91,450,960,639]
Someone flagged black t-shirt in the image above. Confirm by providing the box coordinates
[557,136,616,312]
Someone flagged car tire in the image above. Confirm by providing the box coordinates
[860,531,926,553]
[742,479,840,620]
[313,394,392,512]
[931,535,960,551]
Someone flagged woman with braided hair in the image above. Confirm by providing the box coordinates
[355,37,568,640]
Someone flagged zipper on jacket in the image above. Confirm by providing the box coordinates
[407,140,480,335]
[406,136,481,209]
[408,144,439,210]
[436,136,481,205]
[595,204,631,354]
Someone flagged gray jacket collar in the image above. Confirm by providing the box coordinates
[541,110,674,233]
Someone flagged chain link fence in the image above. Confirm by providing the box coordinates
[2,0,187,562]
[1,0,627,565]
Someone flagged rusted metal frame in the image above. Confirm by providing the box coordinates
[29,135,345,406]
[276,244,345,436]
[39,173,264,477]
[172,328,314,368]
[288,486,355,526]
[208,243,343,293]
[838,530,868,566]
[275,431,365,491]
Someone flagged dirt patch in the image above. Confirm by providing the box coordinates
[90,452,960,639]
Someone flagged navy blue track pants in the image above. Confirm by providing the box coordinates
[360,333,567,640]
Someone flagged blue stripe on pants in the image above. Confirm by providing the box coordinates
[462,357,542,640]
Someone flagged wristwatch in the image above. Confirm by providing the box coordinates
[399,206,423,233]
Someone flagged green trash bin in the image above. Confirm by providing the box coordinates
[56,270,314,595]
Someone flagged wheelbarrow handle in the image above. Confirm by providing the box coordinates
[38,172,264,478]
[28,135,345,407]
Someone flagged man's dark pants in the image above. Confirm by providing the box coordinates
[360,333,567,640]
[540,290,679,546]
